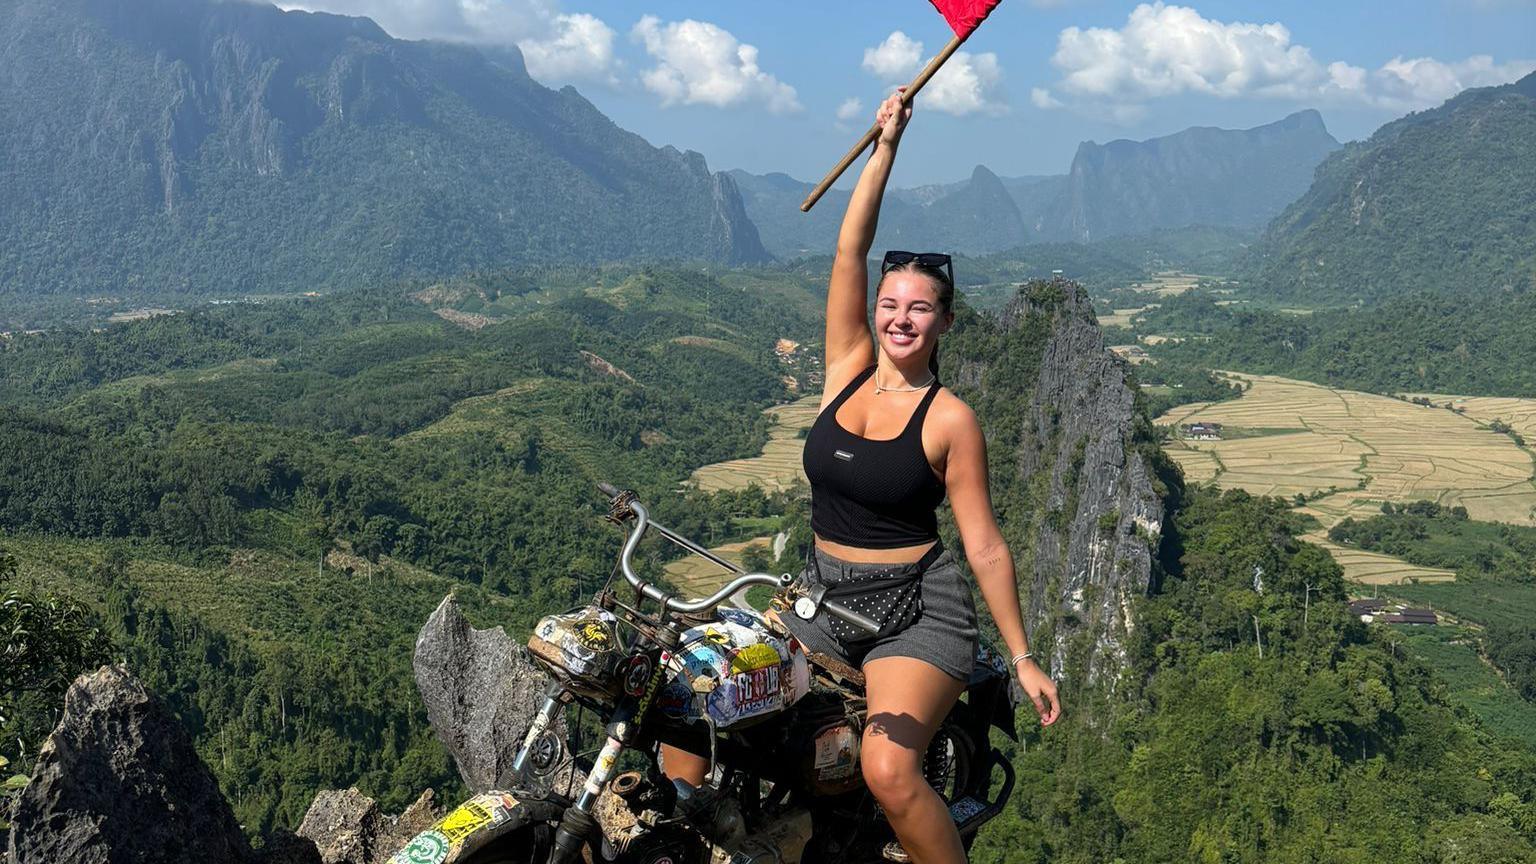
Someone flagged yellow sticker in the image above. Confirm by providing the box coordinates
[578,622,612,650]
[728,643,780,673]
[438,800,494,842]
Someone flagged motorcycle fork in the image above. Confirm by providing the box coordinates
[511,681,568,778]
[550,635,679,864]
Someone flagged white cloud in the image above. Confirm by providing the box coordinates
[631,16,801,112]
[860,30,1008,117]
[1034,2,1534,118]
[1370,55,1536,108]
[519,13,618,85]
[276,0,620,85]
[836,97,865,122]
[862,32,924,81]
[1030,87,1062,109]
[927,51,1008,116]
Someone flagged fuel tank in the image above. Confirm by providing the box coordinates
[655,606,812,729]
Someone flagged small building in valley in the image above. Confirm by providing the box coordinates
[1181,422,1224,440]
[1350,598,1437,626]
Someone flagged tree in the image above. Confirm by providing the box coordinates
[1,546,112,771]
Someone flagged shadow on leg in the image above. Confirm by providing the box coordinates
[861,656,968,864]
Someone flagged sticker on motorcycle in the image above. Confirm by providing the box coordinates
[623,654,654,696]
[706,664,781,723]
[439,799,495,842]
[578,621,613,651]
[728,643,780,674]
[390,829,449,864]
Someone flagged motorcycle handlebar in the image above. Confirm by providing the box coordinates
[598,486,877,636]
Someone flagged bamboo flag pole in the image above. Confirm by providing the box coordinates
[799,33,968,212]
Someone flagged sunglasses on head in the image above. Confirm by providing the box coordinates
[881,250,954,284]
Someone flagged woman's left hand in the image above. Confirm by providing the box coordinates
[1015,658,1062,726]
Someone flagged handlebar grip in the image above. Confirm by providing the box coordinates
[597,482,620,497]
[820,598,880,635]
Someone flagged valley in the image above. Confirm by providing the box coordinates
[1159,372,1536,583]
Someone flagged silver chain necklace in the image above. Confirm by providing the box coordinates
[874,365,936,395]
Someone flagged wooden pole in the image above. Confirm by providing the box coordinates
[800,33,968,212]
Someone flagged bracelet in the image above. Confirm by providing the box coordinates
[1010,651,1034,666]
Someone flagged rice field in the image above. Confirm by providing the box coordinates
[1129,271,1202,297]
[662,535,778,598]
[1097,306,1152,328]
[1404,393,1536,442]
[1298,531,1454,584]
[1160,373,1536,583]
[689,394,821,492]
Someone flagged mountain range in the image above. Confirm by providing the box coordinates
[1252,71,1536,299]
[732,111,1340,258]
[0,0,767,297]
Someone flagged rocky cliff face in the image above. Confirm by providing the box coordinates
[6,665,256,864]
[948,280,1168,694]
[1033,111,1340,243]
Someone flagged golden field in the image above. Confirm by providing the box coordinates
[689,394,821,492]
[1160,373,1536,584]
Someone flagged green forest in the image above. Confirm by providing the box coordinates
[1129,288,1536,397]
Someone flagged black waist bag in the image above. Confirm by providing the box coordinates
[809,543,940,648]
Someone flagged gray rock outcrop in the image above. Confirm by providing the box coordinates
[950,280,1166,696]
[5,665,255,864]
[413,595,572,794]
[295,788,440,864]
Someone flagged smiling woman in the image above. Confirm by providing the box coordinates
[661,86,1061,864]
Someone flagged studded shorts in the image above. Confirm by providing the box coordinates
[784,541,979,683]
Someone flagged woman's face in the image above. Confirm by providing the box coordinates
[875,271,951,366]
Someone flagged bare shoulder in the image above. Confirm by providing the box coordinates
[929,387,981,438]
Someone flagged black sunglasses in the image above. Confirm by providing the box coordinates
[881,250,954,285]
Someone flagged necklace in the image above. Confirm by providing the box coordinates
[874,366,936,395]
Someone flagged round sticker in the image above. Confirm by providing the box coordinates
[623,654,654,696]
[400,830,449,864]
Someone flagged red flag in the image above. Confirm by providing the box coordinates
[929,0,1002,39]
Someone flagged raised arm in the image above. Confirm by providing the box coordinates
[823,90,911,396]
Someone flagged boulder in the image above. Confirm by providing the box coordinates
[5,665,255,864]
[412,595,573,794]
[295,788,440,864]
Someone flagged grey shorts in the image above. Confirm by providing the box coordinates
[784,541,979,682]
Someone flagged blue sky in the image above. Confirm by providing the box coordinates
[283,0,1536,185]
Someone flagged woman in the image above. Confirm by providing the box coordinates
[664,89,1061,863]
[789,87,1060,863]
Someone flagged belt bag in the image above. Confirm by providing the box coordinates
[810,544,940,647]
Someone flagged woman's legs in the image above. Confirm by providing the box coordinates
[861,656,968,864]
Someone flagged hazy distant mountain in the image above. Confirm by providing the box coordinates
[1036,111,1341,243]
[734,112,1337,258]
[1253,72,1536,300]
[728,164,1029,259]
[0,0,767,296]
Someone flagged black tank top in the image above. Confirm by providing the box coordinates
[802,365,946,548]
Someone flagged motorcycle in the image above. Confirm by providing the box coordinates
[390,485,1019,864]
